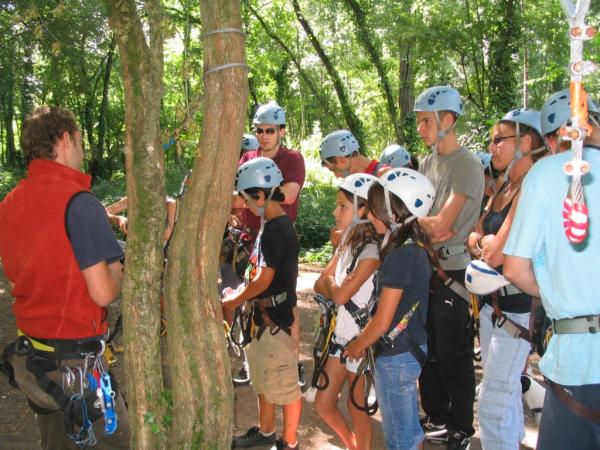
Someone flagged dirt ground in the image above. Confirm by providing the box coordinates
[0,264,540,449]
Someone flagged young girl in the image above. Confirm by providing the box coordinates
[313,173,380,450]
[344,168,436,450]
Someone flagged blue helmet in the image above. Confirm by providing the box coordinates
[540,89,600,136]
[501,108,542,138]
[241,133,259,151]
[320,130,360,161]
[414,86,464,116]
[475,151,492,170]
[235,157,283,192]
[253,101,285,125]
[380,144,411,168]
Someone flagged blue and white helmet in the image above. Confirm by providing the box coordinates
[540,89,600,136]
[414,86,464,116]
[380,144,411,168]
[235,157,283,192]
[340,173,377,201]
[501,108,542,138]
[320,130,360,161]
[253,101,285,125]
[378,168,435,219]
[242,133,259,152]
[475,151,492,171]
[465,260,510,295]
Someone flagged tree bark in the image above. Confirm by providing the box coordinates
[105,0,166,448]
[96,36,116,176]
[342,0,402,143]
[1,54,16,166]
[290,0,366,152]
[163,0,247,447]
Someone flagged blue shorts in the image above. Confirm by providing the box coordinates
[374,347,426,450]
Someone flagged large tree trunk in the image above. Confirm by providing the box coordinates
[105,0,166,448]
[162,0,247,447]
[290,0,367,152]
[343,0,402,144]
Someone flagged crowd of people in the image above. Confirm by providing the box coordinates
[0,83,598,450]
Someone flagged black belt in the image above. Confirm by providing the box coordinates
[17,330,104,359]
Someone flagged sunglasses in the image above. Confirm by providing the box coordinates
[491,135,515,145]
[255,127,277,135]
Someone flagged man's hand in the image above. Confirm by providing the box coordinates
[221,293,243,311]
[108,213,128,234]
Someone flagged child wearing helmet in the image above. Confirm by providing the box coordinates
[222,157,302,450]
[313,173,380,450]
[379,144,413,169]
[344,168,435,450]
[320,130,390,178]
[413,86,483,449]
[465,110,543,449]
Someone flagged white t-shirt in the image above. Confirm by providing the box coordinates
[333,241,379,341]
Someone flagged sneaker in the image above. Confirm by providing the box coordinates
[420,415,446,433]
[446,431,470,450]
[297,363,306,389]
[233,363,250,387]
[232,426,276,448]
[425,428,450,445]
[270,438,299,450]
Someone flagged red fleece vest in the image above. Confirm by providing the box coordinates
[0,159,107,339]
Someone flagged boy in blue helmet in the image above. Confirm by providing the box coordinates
[223,157,302,450]
[413,86,484,450]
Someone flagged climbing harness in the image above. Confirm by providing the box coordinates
[310,294,338,390]
[349,347,378,416]
[559,0,597,244]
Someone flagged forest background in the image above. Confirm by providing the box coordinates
[0,1,598,447]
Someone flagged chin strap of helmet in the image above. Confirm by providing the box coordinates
[381,187,417,247]
[241,186,276,236]
[559,0,596,244]
[503,122,547,183]
[432,111,457,158]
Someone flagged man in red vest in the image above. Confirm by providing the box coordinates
[0,106,129,449]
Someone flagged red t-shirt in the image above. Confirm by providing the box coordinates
[238,146,306,234]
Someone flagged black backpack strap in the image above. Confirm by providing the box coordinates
[345,241,368,275]
[64,191,95,241]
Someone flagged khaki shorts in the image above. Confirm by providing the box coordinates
[246,328,301,405]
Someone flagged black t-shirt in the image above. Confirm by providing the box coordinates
[251,215,298,328]
[375,242,432,357]
[66,192,124,269]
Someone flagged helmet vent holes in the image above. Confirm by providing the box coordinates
[264,175,271,182]
[548,113,556,124]
[415,199,423,208]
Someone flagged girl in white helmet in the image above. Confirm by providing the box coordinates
[466,110,544,450]
[344,168,435,450]
[313,173,380,450]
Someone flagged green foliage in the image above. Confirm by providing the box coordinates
[295,155,337,250]
[0,167,25,199]
[300,241,333,265]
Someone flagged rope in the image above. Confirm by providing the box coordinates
[559,0,597,244]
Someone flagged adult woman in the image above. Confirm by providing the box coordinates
[467,109,546,449]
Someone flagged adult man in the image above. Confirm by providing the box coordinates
[320,129,390,178]
[0,106,129,449]
[228,102,306,387]
[414,86,484,450]
[503,104,600,450]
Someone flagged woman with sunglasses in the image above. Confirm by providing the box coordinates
[466,109,547,450]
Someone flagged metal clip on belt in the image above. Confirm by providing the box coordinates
[552,314,600,334]
[254,292,288,308]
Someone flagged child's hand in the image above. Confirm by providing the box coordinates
[342,339,365,361]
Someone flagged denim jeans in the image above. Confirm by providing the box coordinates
[375,347,426,450]
[478,304,531,450]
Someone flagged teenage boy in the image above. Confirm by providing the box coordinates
[222,157,302,450]
[414,86,484,450]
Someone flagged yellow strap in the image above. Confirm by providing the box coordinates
[17,329,55,352]
[470,294,480,319]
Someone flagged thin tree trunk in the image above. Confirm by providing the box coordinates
[97,36,117,177]
[291,0,366,152]
[398,39,413,139]
[105,0,166,448]
[1,45,16,166]
[246,3,333,118]
[163,0,247,446]
[343,0,401,143]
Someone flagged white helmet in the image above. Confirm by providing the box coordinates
[414,86,464,116]
[378,168,435,219]
[320,130,359,161]
[242,133,259,152]
[235,157,283,193]
[465,260,510,295]
[380,144,411,168]
[340,173,377,201]
[475,151,492,171]
[253,101,285,125]
[501,108,542,138]
[540,89,600,136]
